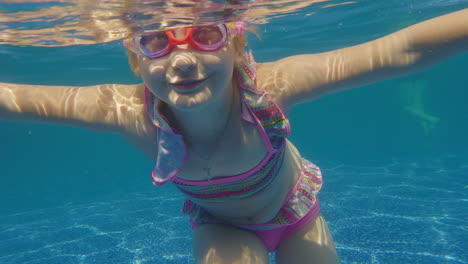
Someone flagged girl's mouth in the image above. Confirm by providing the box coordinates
[170,78,207,93]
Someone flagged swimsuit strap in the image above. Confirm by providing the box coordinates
[145,88,187,186]
[235,51,291,150]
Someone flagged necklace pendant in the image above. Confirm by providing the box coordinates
[203,167,212,177]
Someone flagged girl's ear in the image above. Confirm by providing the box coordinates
[127,51,141,76]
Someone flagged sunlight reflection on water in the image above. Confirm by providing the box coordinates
[0,0,355,46]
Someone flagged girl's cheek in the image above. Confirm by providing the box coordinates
[139,57,166,79]
[147,63,166,76]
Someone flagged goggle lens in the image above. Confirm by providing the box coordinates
[138,31,170,55]
[192,25,226,47]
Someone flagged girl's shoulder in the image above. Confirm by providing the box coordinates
[114,83,158,160]
[254,60,311,114]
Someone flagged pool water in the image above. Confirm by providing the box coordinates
[1,0,467,263]
[1,155,466,263]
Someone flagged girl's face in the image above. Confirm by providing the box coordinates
[136,28,238,110]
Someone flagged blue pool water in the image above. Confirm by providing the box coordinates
[1,0,468,263]
[1,156,467,263]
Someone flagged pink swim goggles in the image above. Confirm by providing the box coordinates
[124,22,244,59]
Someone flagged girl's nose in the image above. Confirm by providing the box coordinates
[171,53,196,75]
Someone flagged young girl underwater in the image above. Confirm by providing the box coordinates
[0,8,467,264]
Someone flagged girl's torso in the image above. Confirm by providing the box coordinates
[139,53,306,225]
[176,108,304,224]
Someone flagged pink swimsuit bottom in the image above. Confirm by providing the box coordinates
[252,202,320,252]
[188,158,322,252]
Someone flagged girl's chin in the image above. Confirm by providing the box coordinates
[167,86,214,109]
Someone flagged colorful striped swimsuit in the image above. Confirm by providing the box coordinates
[145,51,322,236]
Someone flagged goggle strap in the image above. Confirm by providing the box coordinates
[234,21,245,35]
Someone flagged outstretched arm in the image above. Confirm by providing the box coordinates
[0,82,157,158]
[258,9,468,110]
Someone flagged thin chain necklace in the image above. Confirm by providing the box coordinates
[190,94,235,177]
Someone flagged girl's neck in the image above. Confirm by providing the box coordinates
[165,82,240,145]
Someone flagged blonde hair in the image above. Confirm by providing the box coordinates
[126,28,251,76]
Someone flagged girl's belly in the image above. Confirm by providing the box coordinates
[191,141,303,225]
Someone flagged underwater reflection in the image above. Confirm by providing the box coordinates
[0,0,356,46]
